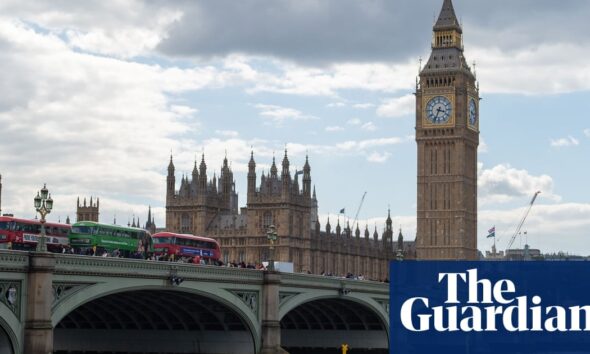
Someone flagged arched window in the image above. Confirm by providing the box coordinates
[263,211,273,228]
[181,213,191,233]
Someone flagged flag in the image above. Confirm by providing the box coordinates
[487,226,496,238]
[339,208,345,214]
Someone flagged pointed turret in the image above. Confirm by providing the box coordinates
[198,153,207,192]
[397,228,404,252]
[355,224,360,239]
[270,156,278,178]
[336,219,341,237]
[167,154,175,175]
[434,0,461,33]
[192,158,199,180]
[167,155,176,200]
[373,225,379,242]
[303,155,311,198]
[281,149,290,177]
[247,150,257,200]
[364,225,370,240]
[66,215,70,225]
[326,217,331,235]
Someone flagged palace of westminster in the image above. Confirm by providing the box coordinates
[1,0,480,277]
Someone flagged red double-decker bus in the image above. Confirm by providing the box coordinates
[152,232,221,261]
[0,216,71,251]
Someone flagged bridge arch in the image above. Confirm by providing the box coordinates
[279,292,389,352]
[52,281,261,354]
[0,307,18,354]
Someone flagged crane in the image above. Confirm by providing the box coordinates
[352,192,367,232]
[506,191,541,250]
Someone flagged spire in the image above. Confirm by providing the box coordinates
[355,224,360,238]
[373,224,379,241]
[248,150,256,171]
[326,217,331,235]
[303,154,310,172]
[434,0,461,33]
[312,185,316,200]
[192,158,198,178]
[168,154,175,175]
[281,149,290,176]
[270,155,278,177]
[364,224,370,239]
[66,215,70,225]
[147,206,152,227]
[199,153,207,173]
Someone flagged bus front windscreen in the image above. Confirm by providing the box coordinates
[0,222,10,230]
[72,226,95,234]
[153,237,174,244]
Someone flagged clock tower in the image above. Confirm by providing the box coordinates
[416,0,479,260]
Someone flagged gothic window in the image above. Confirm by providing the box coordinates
[263,211,273,228]
[223,251,229,264]
[239,251,245,263]
[181,213,191,233]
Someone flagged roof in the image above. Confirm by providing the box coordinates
[434,0,462,33]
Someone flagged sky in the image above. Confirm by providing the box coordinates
[0,0,589,255]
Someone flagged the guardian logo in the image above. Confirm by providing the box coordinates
[391,262,590,354]
[400,268,590,332]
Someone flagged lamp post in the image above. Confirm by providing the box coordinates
[266,225,277,271]
[33,184,53,252]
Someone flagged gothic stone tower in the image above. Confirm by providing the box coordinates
[76,196,99,222]
[416,0,479,260]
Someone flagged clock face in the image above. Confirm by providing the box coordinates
[469,98,477,125]
[426,96,452,124]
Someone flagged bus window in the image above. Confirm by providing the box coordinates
[0,222,8,230]
[72,226,94,234]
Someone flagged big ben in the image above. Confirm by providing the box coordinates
[416,0,479,260]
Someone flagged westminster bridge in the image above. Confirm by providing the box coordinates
[0,251,390,354]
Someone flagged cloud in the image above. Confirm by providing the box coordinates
[254,103,317,123]
[361,122,377,131]
[353,103,375,109]
[347,118,362,126]
[584,129,590,138]
[479,137,488,153]
[215,130,239,137]
[366,152,391,163]
[377,94,414,118]
[326,102,346,108]
[325,126,344,132]
[478,164,560,205]
[550,136,580,147]
[480,203,590,256]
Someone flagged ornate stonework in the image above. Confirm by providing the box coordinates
[415,0,479,260]
[165,151,414,280]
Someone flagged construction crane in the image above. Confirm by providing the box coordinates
[506,191,541,250]
[352,192,367,232]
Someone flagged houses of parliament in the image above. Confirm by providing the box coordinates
[165,0,481,276]
[165,151,411,280]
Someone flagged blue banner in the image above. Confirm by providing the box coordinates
[390,261,590,354]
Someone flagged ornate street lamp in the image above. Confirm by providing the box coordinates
[266,225,277,271]
[34,184,53,252]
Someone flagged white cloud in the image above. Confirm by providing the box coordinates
[249,60,416,96]
[325,126,344,132]
[478,164,560,205]
[376,94,414,118]
[346,118,362,126]
[479,137,488,153]
[366,152,391,163]
[215,130,239,137]
[480,203,590,255]
[550,136,579,147]
[254,103,317,123]
[361,122,377,131]
[326,102,346,108]
[353,103,374,109]
[469,43,590,95]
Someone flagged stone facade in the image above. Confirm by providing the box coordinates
[76,197,99,222]
[415,0,479,260]
[165,151,414,280]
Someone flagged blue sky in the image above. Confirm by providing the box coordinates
[0,0,588,255]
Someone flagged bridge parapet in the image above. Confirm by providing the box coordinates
[54,254,265,284]
[0,250,29,272]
